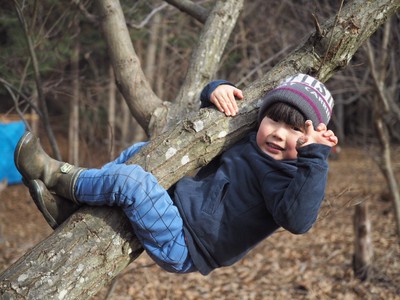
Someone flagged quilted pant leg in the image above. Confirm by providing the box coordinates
[74,163,196,273]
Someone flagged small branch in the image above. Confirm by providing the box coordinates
[312,13,325,39]
[315,0,345,76]
[164,0,209,24]
[0,77,42,131]
[126,3,168,29]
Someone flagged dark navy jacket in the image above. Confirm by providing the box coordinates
[171,80,331,275]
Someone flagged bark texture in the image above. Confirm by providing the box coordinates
[353,202,373,281]
[1,0,399,299]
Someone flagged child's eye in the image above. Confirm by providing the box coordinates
[292,126,303,132]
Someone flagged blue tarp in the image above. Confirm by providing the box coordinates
[0,121,25,185]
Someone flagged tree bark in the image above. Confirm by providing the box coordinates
[353,201,373,281]
[1,0,399,299]
[144,13,161,85]
[69,38,80,165]
[107,65,116,160]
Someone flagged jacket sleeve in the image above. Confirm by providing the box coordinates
[200,80,235,108]
[263,144,331,234]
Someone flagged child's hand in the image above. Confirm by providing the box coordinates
[297,120,338,148]
[210,85,243,116]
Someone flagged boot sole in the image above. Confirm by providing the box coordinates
[28,179,59,229]
[27,179,81,230]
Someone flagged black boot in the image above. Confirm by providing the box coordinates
[27,179,81,229]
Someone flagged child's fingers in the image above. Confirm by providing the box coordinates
[229,94,239,114]
[305,120,314,135]
[233,88,244,100]
[328,135,338,146]
[316,123,327,132]
[296,136,308,148]
[323,130,335,137]
[210,85,243,116]
[210,96,224,113]
[221,94,237,116]
[212,95,237,116]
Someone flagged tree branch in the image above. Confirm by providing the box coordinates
[172,0,244,112]
[164,0,209,24]
[97,0,163,136]
[1,0,399,299]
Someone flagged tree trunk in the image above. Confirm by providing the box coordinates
[365,20,400,237]
[30,89,39,136]
[353,201,373,281]
[107,65,116,160]
[69,39,80,165]
[155,17,167,99]
[144,13,161,85]
[1,0,399,299]
[375,117,400,236]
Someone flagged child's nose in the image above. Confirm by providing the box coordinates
[272,126,286,139]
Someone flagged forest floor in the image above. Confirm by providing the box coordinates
[0,146,399,300]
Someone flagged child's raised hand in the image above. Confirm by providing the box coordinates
[210,84,243,116]
[297,120,338,148]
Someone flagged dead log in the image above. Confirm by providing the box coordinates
[1,0,399,299]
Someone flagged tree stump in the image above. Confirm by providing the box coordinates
[353,201,373,281]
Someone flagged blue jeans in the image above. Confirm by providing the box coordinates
[74,142,196,273]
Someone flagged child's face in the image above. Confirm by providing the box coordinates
[256,116,305,160]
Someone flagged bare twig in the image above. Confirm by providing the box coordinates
[316,0,345,76]
[126,3,168,29]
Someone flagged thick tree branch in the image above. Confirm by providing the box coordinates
[97,0,163,136]
[173,0,244,110]
[0,0,399,299]
[160,0,244,133]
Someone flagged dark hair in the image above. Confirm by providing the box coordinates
[263,102,306,129]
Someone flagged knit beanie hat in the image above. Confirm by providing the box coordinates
[258,73,334,126]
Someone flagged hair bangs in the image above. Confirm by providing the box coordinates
[264,102,306,129]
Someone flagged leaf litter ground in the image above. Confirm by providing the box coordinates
[0,147,399,299]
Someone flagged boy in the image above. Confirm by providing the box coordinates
[15,73,338,275]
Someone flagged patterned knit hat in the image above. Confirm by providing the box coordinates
[258,73,334,126]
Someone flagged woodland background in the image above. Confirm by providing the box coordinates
[1,0,399,154]
[0,0,400,299]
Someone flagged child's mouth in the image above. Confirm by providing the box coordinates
[266,142,284,151]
